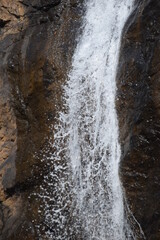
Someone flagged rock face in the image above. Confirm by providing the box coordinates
[0,0,83,239]
[117,1,160,239]
[1,0,160,239]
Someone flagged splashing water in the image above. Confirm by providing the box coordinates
[39,0,140,239]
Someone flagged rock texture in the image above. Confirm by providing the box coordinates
[117,1,160,239]
[0,0,83,239]
[1,0,160,239]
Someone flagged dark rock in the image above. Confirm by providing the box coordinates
[31,0,61,12]
[0,0,84,239]
[0,19,10,28]
[117,0,160,239]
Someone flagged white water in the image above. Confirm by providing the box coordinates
[40,0,137,239]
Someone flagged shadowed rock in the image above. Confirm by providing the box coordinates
[117,1,160,239]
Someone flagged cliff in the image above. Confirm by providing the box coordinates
[117,1,160,239]
[0,0,83,239]
[0,0,160,239]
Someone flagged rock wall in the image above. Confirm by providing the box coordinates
[1,0,160,239]
[0,0,83,239]
[117,1,160,239]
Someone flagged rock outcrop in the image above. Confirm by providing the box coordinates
[0,0,83,239]
[117,1,160,239]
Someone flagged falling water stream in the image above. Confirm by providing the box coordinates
[38,0,140,239]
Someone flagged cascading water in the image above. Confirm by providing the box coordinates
[38,0,140,239]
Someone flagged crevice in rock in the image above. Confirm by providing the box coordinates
[1,6,21,19]
[4,181,34,198]
[4,179,39,198]
[0,19,11,28]
[18,1,30,7]
[31,1,61,12]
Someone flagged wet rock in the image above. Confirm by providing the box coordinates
[0,0,84,238]
[117,1,160,239]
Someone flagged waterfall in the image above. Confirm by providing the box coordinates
[40,0,136,239]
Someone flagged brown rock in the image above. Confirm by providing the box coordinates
[0,0,84,238]
[117,1,160,239]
